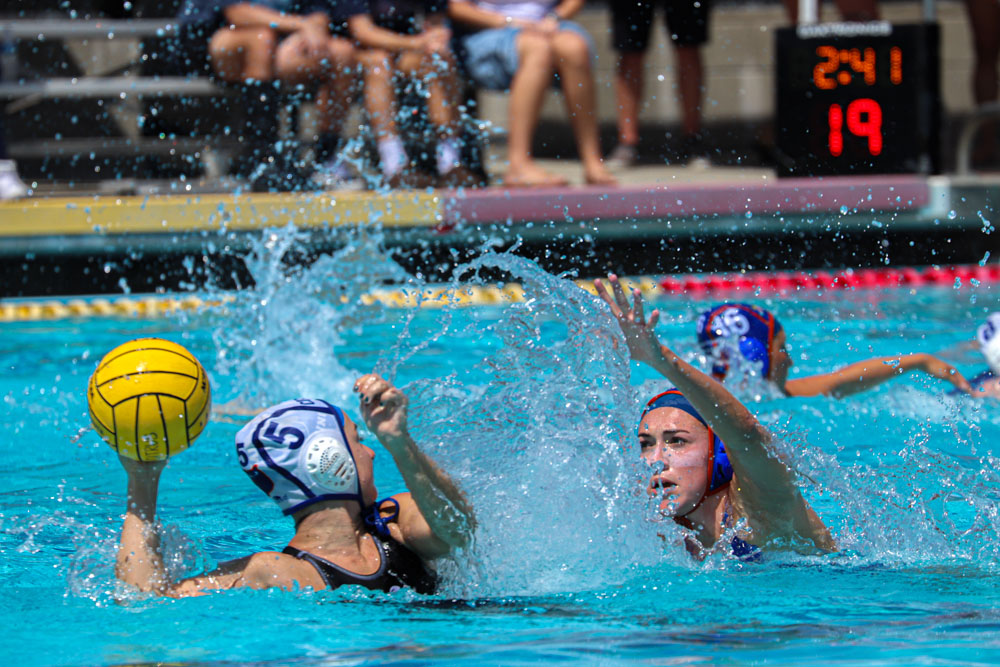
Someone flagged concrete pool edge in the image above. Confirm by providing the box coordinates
[0,174,938,242]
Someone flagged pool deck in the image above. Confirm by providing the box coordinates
[1,160,994,250]
[1,159,998,297]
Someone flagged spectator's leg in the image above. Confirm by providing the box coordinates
[609,0,653,165]
[833,0,879,21]
[209,27,280,167]
[403,47,477,182]
[505,30,568,186]
[357,48,409,179]
[274,32,327,84]
[614,53,644,149]
[314,37,357,161]
[551,29,616,185]
[674,45,703,139]
[208,27,277,82]
[965,0,1000,164]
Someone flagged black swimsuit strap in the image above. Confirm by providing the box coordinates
[282,539,388,590]
[282,533,438,593]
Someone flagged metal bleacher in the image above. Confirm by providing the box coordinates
[1,16,244,185]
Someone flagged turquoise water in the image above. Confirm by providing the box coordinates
[3,244,1000,665]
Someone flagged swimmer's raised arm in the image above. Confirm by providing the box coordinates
[596,275,833,549]
[785,354,972,398]
[355,373,476,558]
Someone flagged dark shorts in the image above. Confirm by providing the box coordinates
[611,0,711,51]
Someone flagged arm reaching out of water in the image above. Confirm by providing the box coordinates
[595,275,833,550]
[116,458,298,597]
[355,373,476,558]
[785,354,972,397]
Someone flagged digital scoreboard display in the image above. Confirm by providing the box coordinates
[775,22,941,176]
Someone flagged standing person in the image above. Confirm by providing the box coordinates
[595,276,835,558]
[116,374,475,596]
[172,0,362,189]
[963,0,1000,166]
[606,0,711,168]
[449,0,617,187]
[349,0,482,188]
[695,302,971,397]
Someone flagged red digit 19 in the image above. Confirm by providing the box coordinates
[827,98,883,157]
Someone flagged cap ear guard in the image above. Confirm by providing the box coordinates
[708,434,733,491]
[304,434,358,493]
[738,336,771,378]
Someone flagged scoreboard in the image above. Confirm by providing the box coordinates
[775,22,941,176]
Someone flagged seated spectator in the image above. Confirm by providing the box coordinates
[350,2,483,188]
[449,0,616,187]
[173,0,362,188]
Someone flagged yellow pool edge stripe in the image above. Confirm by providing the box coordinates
[0,278,660,322]
[0,191,444,237]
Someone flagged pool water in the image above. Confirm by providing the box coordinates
[3,245,1000,666]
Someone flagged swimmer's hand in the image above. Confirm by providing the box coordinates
[595,273,663,365]
[355,373,476,555]
[913,353,972,394]
[355,373,410,445]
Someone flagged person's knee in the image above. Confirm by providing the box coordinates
[517,31,553,65]
[552,31,591,67]
[327,38,356,67]
[253,27,279,51]
[358,49,393,74]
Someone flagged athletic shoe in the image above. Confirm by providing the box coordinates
[605,143,638,169]
[0,160,29,200]
[312,157,364,191]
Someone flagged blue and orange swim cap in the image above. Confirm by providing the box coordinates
[639,389,733,493]
[696,303,783,380]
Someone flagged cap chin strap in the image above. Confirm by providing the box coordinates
[365,497,399,538]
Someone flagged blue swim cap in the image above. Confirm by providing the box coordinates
[235,399,365,516]
[639,389,733,493]
[696,303,783,379]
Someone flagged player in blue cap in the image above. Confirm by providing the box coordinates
[596,275,835,559]
[695,302,971,397]
[115,373,474,596]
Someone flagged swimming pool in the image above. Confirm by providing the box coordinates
[3,244,1000,665]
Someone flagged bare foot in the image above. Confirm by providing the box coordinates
[502,164,569,188]
[584,164,618,186]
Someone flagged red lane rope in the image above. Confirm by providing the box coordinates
[657,264,1000,294]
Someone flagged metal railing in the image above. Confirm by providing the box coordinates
[956,103,1000,175]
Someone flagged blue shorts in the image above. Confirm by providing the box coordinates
[456,20,595,91]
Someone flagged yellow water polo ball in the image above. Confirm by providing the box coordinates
[87,338,211,461]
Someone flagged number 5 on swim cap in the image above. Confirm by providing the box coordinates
[87,338,212,461]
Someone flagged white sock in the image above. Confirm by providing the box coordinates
[436,138,462,175]
[377,135,408,178]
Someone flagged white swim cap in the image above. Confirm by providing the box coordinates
[235,398,363,515]
[977,312,1000,375]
